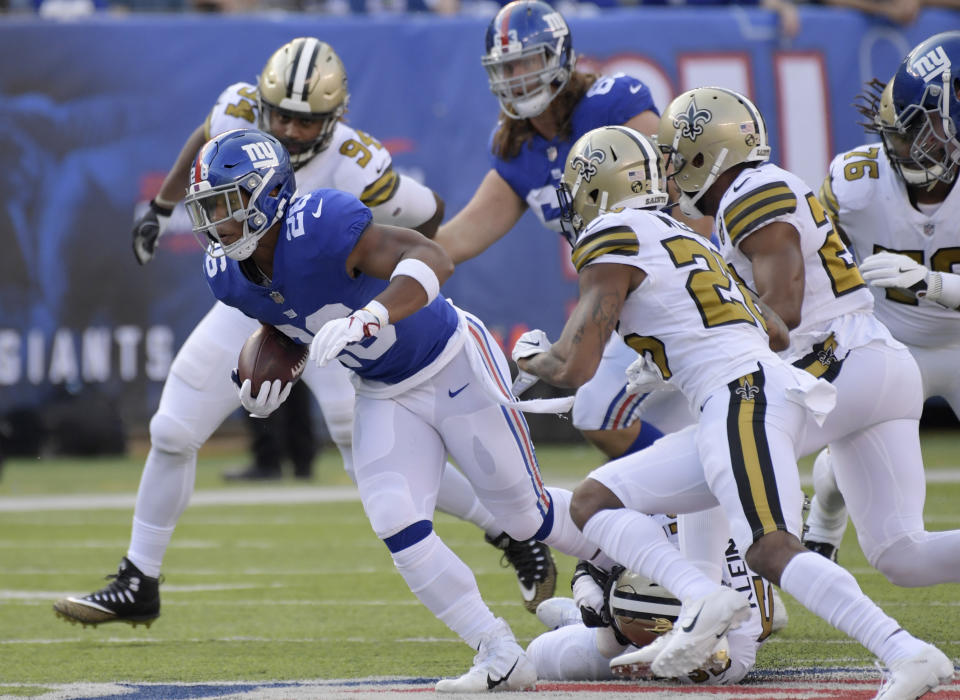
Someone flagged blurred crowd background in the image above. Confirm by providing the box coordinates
[0,0,957,466]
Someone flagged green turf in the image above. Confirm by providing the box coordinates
[1,432,958,683]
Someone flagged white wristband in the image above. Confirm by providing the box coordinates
[922,271,960,309]
[361,299,390,326]
[390,258,440,304]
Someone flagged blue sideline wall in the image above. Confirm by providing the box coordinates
[0,9,954,424]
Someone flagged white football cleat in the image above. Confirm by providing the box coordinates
[650,587,750,679]
[535,597,581,630]
[436,619,537,693]
[873,644,955,700]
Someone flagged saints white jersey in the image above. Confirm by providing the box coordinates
[822,143,960,349]
[206,82,435,228]
[716,163,878,362]
[572,208,778,413]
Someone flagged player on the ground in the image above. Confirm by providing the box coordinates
[527,516,776,686]
[434,0,698,462]
[515,123,954,699]
[806,30,960,562]
[175,127,615,692]
[52,37,554,630]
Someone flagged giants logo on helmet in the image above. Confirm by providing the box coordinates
[911,45,950,83]
[241,141,280,169]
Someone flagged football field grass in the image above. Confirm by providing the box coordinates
[1,431,958,697]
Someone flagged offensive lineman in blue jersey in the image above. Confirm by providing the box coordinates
[184,128,615,692]
[435,0,702,462]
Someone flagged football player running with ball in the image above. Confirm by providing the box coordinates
[806,31,960,567]
[53,37,555,631]
[171,128,616,692]
[515,124,954,699]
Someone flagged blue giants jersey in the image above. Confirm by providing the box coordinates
[491,73,657,244]
[204,188,458,384]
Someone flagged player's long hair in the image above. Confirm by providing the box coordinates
[491,71,598,161]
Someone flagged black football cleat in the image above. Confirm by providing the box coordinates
[803,539,839,562]
[53,557,160,628]
[485,533,557,614]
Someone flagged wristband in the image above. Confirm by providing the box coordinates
[922,271,960,309]
[361,299,390,327]
[151,198,176,217]
[390,258,440,304]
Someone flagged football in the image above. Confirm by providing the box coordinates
[609,569,682,648]
[237,324,309,395]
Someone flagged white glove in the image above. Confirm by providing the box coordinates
[238,378,292,418]
[859,251,928,293]
[511,329,552,363]
[625,353,672,395]
[309,305,386,367]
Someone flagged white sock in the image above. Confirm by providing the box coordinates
[391,531,499,648]
[127,518,174,578]
[542,488,616,564]
[582,508,717,601]
[779,552,924,665]
[127,447,196,577]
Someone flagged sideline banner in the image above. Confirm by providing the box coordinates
[0,9,954,422]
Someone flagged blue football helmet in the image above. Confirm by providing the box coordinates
[877,31,960,186]
[184,129,296,261]
[481,0,575,120]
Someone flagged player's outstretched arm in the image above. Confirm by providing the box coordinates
[434,169,527,264]
[131,124,208,265]
[518,263,639,389]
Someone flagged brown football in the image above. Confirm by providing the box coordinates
[237,324,308,395]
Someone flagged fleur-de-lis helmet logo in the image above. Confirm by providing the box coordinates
[673,97,713,143]
[571,142,606,182]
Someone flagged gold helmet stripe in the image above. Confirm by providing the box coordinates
[288,37,320,102]
[818,174,840,221]
[359,167,400,208]
[571,225,639,272]
[726,370,785,539]
[722,181,797,245]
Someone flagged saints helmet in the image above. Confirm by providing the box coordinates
[657,87,771,217]
[482,0,576,120]
[608,569,682,648]
[556,125,669,238]
[867,31,960,186]
[258,37,349,167]
[184,128,295,261]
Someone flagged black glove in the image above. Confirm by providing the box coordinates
[132,199,174,265]
[572,560,614,628]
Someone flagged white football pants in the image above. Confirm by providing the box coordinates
[127,301,498,577]
[798,339,960,584]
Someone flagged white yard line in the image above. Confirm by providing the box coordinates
[5,470,960,512]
